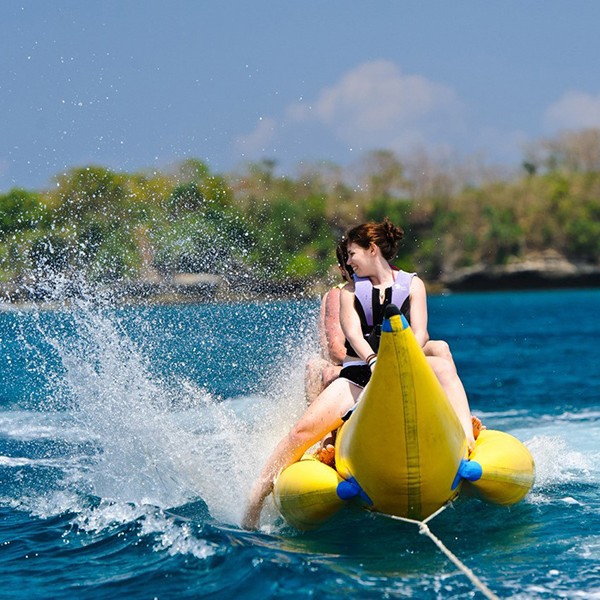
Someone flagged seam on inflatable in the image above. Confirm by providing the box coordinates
[397,325,421,517]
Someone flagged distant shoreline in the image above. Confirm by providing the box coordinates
[3,260,600,309]
[441,252,600,292]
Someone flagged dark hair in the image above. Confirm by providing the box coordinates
[335,239,347,267]
[335,238,354,277]
[345,218,404,261]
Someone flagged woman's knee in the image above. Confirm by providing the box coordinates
[425,340,452,361]
[288,420,316,446]
[321,365,341,387]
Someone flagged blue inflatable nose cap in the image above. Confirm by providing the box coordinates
[337,477,373,505]
[337,480,359,500]
[384,304,401,319]
[452,459,483,490]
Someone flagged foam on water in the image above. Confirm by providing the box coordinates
[0,409,89,442]
[141,512,217,560]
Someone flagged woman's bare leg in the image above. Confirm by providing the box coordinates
[243,378,361,529]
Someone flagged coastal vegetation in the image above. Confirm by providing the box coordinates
[1,128,600,300]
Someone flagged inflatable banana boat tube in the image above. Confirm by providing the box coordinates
[273,305,535,530]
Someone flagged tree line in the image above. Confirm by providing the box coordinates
[1,128,600,298]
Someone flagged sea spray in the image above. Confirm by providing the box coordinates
[3,271,320,525]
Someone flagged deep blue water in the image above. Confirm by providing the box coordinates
[1,289,599,599]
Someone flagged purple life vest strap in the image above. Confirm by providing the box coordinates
[354,271,415,326]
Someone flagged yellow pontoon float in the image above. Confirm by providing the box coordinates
[274,305,535,530]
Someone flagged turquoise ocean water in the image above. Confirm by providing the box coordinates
[1,288,599,598]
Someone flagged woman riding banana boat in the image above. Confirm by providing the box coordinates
[242,219,534,530]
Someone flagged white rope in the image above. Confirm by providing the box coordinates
[382,505,500,600]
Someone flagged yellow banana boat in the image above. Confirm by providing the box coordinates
[274,305,535,530]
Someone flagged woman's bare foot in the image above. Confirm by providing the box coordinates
[472,415,485,440]
[314,444,336,468]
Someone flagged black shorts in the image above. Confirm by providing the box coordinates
[339,364,372,388]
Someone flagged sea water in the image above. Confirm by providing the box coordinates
[0,288,598,599]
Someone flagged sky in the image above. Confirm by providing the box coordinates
[2,1,600,192]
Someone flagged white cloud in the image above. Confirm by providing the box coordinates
[291,60,464,149]
[544,91,600,131]
[234,60,465,163]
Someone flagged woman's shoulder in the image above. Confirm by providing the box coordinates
[393,269,418,286]
[409,274,426,293]
[340,280,356,297]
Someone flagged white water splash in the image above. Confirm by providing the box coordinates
[11,274,313,527]
[527,432,598,488]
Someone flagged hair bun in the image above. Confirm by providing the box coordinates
[383,217,404,244]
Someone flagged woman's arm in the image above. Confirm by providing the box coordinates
[407,276,430,348]
[317,292,328,358]
[323,287,346,364]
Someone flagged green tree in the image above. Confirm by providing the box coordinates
[0,188,47,239]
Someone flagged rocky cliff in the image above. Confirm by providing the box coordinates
[442,250,600,292]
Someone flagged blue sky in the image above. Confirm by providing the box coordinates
[2,1,600,192]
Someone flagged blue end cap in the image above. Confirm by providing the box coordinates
[452,459,483,490]
[336,480,359,500]
[336,477,373,505]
